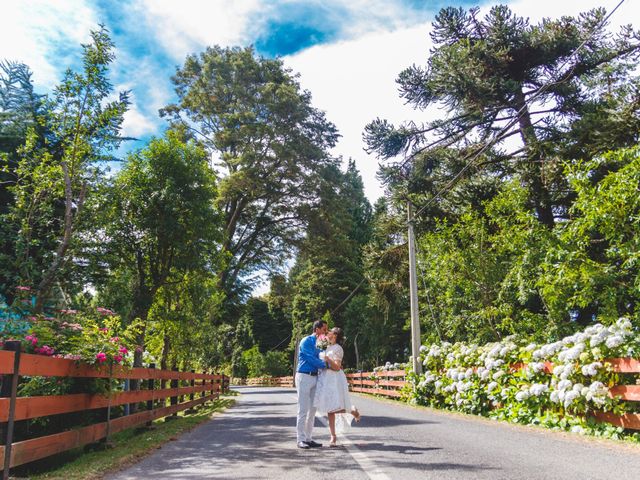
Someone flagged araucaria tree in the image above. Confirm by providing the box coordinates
[161,46,340,304]
[365,6,640,227]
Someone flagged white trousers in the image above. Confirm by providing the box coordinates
[295,372,318,443]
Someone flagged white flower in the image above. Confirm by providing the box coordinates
[487,381,498,391]
[563,390,580,408]
[605,335,623,349]
[419,345,428,352]
[558,343,584,362]
[529,383,549,396]
[515,390,530,402]
[581,362,602,377]
[492,371,505,380]
[571,425,586,435]
[550,391,561,403]
[557,380,572,391]
[529,362,545,374]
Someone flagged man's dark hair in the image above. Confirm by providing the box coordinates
[312,320,327,332]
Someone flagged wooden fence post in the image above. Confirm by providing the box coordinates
[146,363,155,427]
[171,367,179,419]
[185,369,196,414]
[1,340,22,479]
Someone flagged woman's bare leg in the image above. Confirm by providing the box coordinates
[328,412,337,444]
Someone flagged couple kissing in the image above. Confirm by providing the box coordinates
[295,320,361,449]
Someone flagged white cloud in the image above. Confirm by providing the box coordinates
[121,103,157,138]
[136,0,261,60]
[285,24,433,201]
[0,0,98,88]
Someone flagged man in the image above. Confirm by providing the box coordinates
[296,319,335,449]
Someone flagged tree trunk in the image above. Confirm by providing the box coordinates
[514,89,555,228]
[34,166,86,312]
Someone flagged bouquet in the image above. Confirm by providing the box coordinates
[317,334,329,350]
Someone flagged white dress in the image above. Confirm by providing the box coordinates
[313,344,356,433]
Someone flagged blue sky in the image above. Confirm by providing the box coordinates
[2,0,637,202]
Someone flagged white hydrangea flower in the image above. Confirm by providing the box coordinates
[550,391,560,403]
[492,370,505,380]
[529,383,549,396]
[529,362,545,374]
[557,379,572,391]
[605,335,624,349]
[581,362,602,377]
[515,390,530,402]
[572,383,584,393]
[487,381,498,391]
[563,390,580,408]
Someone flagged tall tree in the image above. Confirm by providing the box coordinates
[6,28,129,311]
[365,6,640,227]
[161,46,340,305]
[96,131,222,364]
[289,161,372,351]
[0,61,44,300]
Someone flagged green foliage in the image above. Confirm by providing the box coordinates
[95,130,223,365]
[411,318,639,440]
[237,345,291,378]
[5,27,129,311]
[540,146,640,325]
[162,45,340,304]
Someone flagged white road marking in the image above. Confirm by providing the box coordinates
[290,393,392,480]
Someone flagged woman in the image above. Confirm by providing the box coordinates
[314,327,361,447]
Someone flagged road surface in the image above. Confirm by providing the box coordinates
[108,386,640,479]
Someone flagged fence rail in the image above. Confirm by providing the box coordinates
[245,376,294,388]
[0,341,228,477]
[346,370,406,398]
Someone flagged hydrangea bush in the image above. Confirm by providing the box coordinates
[409,318,640,440]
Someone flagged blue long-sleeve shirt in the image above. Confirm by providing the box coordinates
[297,334,327,374]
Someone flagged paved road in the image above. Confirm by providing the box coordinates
[108,386,640,480]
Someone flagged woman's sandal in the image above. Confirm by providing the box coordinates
[352,408,361,423]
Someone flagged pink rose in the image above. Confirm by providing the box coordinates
[114,354,123,363]
[119,346,128,354]
[96,352,107,363]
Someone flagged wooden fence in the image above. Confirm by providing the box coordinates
[245,376,294,388]
[346,370,407,398]
[346,359,640,431]
[0,341,228,477]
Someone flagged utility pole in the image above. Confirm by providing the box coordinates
[407,202,422,375]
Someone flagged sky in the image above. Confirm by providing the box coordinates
[1,0,637,202]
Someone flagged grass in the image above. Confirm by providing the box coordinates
[13,396,236,480]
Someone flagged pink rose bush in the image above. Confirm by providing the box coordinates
[4,304,140,369]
